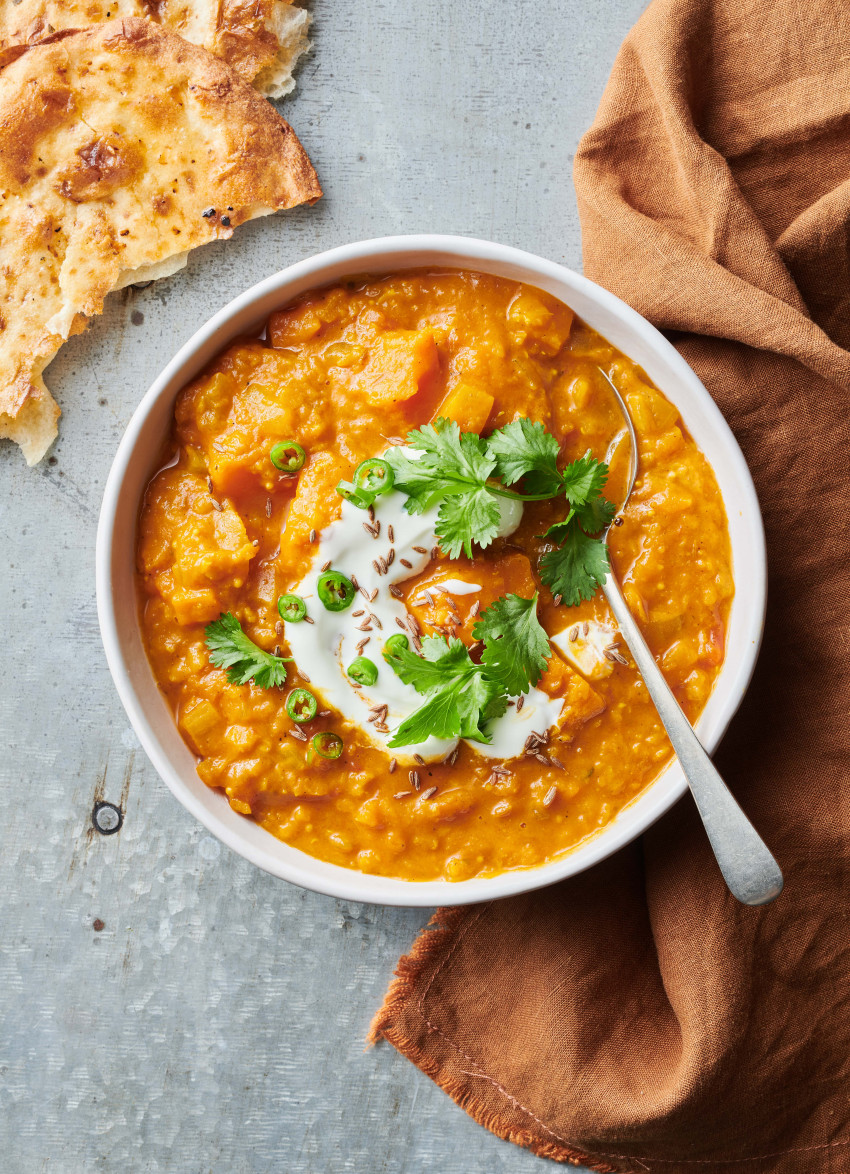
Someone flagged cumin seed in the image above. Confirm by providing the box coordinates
[387,436,406,445]
[275,621,284,638]
[352,609,365,618]
[386,549,395,567]
[304,616,315,625]
[369,613,383,630]
[388,524,395,543]
[549,756,565,770]
[413,753,425,766]
[389,584,403,599]
[368,505,376,523]
[288,727,307,742]
[569,625,579,642]
[265,498,272,518]
[395,618,407,631]
[363,522,378,538]
[359,586,370,601]
[379,557,388,574]
[356,620,372,631]
[389,758,397,773]
[421,786,437,801]
[447,747,459,766]
[516,695,525,712]
[485,772,498,786]
[431,546,440,560]
[356,638,370,654]
[372,560,382,575]
[583,622,589,636]
[321,559,332,572]
[543,786,557,807]
[369,589,378,602]
[206,476,213,493]
[211,498,223,512]
[299,671,311,683]
[409,770,420,790]
[424,590,435,606]
[319,710,331,717]
[374,721,390,733]
[412,545,427,554]
[469,600,481,618]
[309,529,317,543]
[399,558,412,569]
[394,791,411,800]
[412,636,422,652]
[407,615,421,636]
[534,753,551,766]
[351,575,360,590]
[553,594,562,606]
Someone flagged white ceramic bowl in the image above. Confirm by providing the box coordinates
[97,235,766,906]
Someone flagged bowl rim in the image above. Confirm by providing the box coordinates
[96,233,767,906]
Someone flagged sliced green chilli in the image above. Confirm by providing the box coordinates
[353,457,394,497]
[317,570,356,611]
[347,656,378,686]
[335,479,375,510]
[312,732,343,760]
[277,593,307,622]
[383,634,409,660]
[270,441,306,472]
[286,688,317,723]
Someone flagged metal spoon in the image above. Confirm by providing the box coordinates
[595,367,783,906]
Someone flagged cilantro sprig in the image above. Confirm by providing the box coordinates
[386,418,615,606]
[385,593,549,747]
[205,612,292,688]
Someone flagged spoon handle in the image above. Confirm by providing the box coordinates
[601,574,783,906]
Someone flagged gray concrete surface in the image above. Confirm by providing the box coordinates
[0,1,649,1170]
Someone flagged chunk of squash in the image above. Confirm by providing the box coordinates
[356,329,440,406]
[434,382,494,434]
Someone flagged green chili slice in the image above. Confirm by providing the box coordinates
[270,441,306,472]
[277,593,307,622]
[286,688,317,723]
[317,570,356,611]
[335,479,376,510]
[311,732,343,760]
[353,457,394,497]
[383,633,409,660]
[347,656,378,686]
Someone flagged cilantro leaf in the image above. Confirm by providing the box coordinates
[573,494,616,534]
[435,488,502,558]
[539,522,611,606]
[387,637,501,747]
[205,613,291,688]
[473,593,550,696]
[560,454,609,506]
[487,418,562,495]
[385,418,495,517]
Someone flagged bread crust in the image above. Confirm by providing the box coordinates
[0,0,311,95]
[0,17,321,463]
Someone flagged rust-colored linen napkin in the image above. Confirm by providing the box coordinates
[371,2,850,1170]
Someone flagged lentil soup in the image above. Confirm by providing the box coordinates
[136,270,733,882]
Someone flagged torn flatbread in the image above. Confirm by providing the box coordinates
[0,17,321,464]
[0,0,311,98]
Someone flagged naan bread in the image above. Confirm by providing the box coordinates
[0,0,311,98]
[0,18,321,464]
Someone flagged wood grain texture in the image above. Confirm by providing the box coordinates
[0,0,648,1168]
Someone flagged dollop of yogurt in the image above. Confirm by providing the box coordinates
[284,454,563,764]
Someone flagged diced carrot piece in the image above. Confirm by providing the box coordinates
[357,329,439,406]
[435,382,494,433]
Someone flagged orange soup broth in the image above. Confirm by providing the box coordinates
[137,270,734,882]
